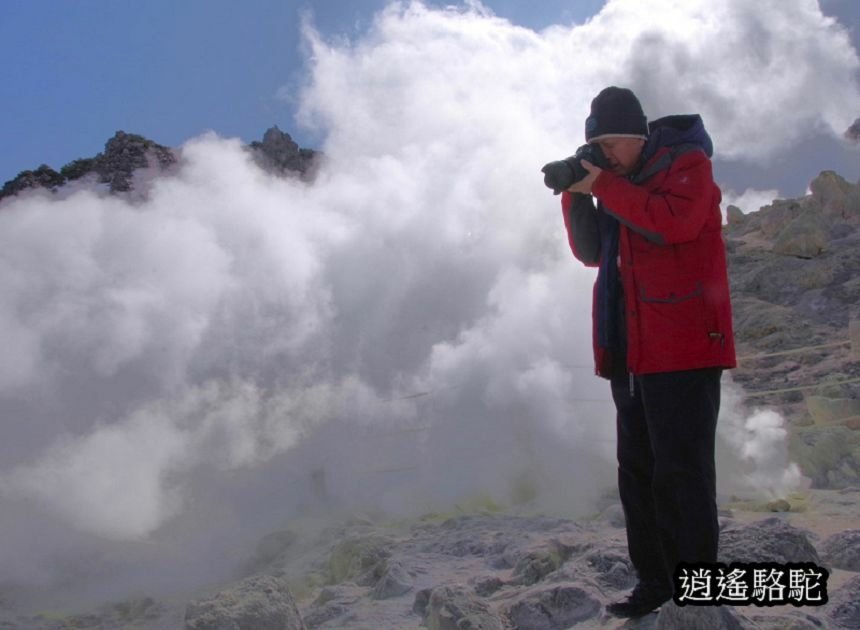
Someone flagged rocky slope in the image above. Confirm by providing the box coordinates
[724,171,860,490]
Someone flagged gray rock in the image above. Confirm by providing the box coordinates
[371,562,413,599]
[511,541,574,585]
[828,574,860,629]
[809,170,860,222]
[184,575,306,630]
[773,208,829,258]
[726,204,745,226]
[504,584,601,630]
[425,585,505,630]
[820,529,860,571]
[302,602,348,629]
[472,576,504,597]
[413,588,432,616]
[758,198,806,239]
[718,518,820,564]
[656,602,750,629]
[584,549,636,590]
[747,611,832,629]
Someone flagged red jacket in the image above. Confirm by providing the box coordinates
[561,137,736,377]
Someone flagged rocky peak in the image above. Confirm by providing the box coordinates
[95,131,177,192]
[248,125,319,178]
[725,170,860,258]
[0,127,318,203]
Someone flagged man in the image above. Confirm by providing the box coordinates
[560,87,736,617]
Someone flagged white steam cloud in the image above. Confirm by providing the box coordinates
[0,0,853,602]
[722,187,782,215]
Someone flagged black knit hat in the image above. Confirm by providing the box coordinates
[585,86,648,142]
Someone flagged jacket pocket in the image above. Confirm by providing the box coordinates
[638,281,704,305]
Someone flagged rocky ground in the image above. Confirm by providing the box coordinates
[3,487,858,629]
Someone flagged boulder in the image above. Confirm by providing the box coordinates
[371,562,413,599]
[656,601,749,629]
[828,574,860,629]
[725,204,745,226]
[184,575,306,630]
[748,611,837,629]
[718,518,819,564]
[424,585,506,630]
[820,529,860,571]
[472,576,505,597]
[503,584,601,630]
[809,170,860,222]
[758,198,805,239]
[772,208,829,258]
[511,542,571,585]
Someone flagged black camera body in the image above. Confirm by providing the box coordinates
[541,143,608,195]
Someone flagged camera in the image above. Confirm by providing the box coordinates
[541,143,607,195]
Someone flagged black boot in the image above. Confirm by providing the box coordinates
[606,583,672,618]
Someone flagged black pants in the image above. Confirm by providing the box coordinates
[611,368,721,592]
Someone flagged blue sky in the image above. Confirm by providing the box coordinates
[1,0,858,196]
[0,0,603,184]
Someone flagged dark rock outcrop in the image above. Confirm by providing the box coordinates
[94,131,177,192]
[0,131,176,200]
[1,126,317,203]
[249,126,319,178]
[0,164,66,199]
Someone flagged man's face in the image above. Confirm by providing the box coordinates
[595,137,645,176]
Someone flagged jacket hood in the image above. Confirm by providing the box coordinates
[642,114,713,160]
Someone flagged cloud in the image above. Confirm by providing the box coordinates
[0,0,851,604]
[300,0,860,160]
[717,379,805,499]
[721,187,781,215]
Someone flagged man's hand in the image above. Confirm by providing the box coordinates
[566,160,602,195]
